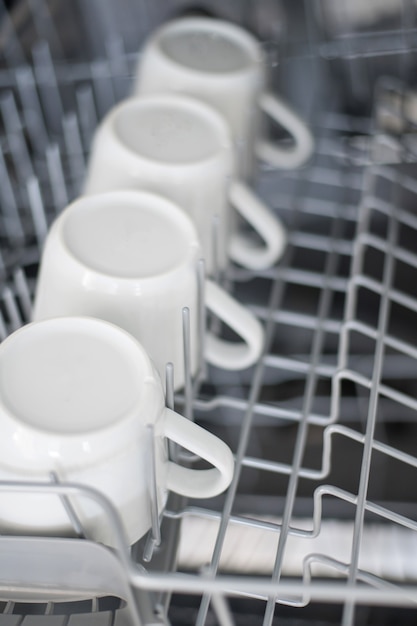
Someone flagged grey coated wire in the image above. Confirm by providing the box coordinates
[2,2,417,623]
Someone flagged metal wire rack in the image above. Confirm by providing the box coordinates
[2,1,417,625]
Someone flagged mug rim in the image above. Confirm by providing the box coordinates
[110,93,233,168]
[0,316,162,471]
[151,16,262,78]
[58,189,202,282]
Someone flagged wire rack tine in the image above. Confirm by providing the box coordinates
[211,213,221,285]
[182,306,193,422]
[0,141,24,243]
[106,35,130,101]
[0,0,25,65]
[3,601,14,615]
[63,112,86,195]
[0,252,5,280]
[165,362,179,466]
[197,258,207,381]
[32,40,64,135]
[26,175,48,249]
[46,142,69,212]
[165,362,175,411]
[0,314,7,342]
[2,285,22,332]
[15,65,49,152]
[1,91,34,183]
[91,59,116,120]
[210,593,235,626]
[13,267,32,322]
[49,471,85,538]
[27,0,64,58]
[76,85,99,151]
[143,424,162,562]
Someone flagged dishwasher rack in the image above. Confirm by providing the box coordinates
[1,1,417,625]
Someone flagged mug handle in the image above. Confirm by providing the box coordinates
[255,91,314,169]
[204,279,263,370]
[228,180,286,270]
[163,408,234,499]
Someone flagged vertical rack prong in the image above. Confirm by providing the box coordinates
[182,306,193,421]
[0,0,25,65]
[26,175,48,251]
[106,35,129,101]
[209,213,222,337]
[143,424,162,563]
[0,142,24,244]
[165,362,178,464]
[197,258,207,381]
[2,286,22,332]
[0,252,5,282]
[32,40,64,135]
[45,601,53,615]
[1,91,34,182]
[76,86,98,151]
[1,91,24,133]
[91,59,116,119]
[211,213,221,285]
[0,314,7,342]
[165,362,175,411]
[27,0,64,59]
[13,267,32,322]
[63,113,86,196]
[3,601,14,615]
[46,143,69,213]
[211,593,235,626]
[15,66,48,152]
[49,472,84,538]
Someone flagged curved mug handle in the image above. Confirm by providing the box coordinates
[204,280,263,370]
[163,408,234,498]
[256,91,314,169]
[228,180,286,270]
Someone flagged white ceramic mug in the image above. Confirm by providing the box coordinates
[0,317,234,546]
[33,190,264,390]
[83,94,285,273]
[133,17,314,178]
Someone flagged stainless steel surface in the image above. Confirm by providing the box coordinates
[1,1,417,625]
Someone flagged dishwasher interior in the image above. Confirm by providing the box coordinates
[1,1,417,625]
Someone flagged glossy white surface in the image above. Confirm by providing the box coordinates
[84,94,285,273]
[0,317,234,546]
[0,318,140,433]
[63,195,191,278]
[134,17,313,176]
[160,27,251,73]
[33,190,264,389]
[114,99,220,163]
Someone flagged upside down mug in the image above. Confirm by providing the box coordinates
[33,190,264,390]
[133,17,314,178]
[83,94,286,273]
[0,317,235,546]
